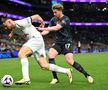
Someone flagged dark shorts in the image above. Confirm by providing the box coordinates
[52,41,73,55]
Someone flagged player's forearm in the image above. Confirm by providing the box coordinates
[31,14,45,28]
[36,15,44,24]
[44,26,60,31]
[38,24,62,31]
[38,27,58,31]
[46,24,62,31]
[32,14,45,25]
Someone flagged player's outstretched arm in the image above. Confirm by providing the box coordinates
[31,14,45,28]
[38,24,62,31]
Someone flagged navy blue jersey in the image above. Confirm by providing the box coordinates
[49,15,72,42]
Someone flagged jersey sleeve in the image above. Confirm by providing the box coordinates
[58,17,70,27]
[15,17,32,28]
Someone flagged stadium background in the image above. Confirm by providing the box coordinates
[0,0,108,90]
[0,0,108,58]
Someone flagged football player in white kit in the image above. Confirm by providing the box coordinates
[3,14,72,85]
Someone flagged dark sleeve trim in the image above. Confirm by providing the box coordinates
[30,17,32,23]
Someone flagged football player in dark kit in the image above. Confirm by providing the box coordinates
[38,4,93,84]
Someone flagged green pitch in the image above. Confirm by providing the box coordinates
[0,52,108,90]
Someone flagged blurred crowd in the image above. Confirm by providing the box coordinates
[0,26,107,58]
[0,12,108,58]
[0,20,108,54]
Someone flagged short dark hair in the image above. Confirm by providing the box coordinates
[0,14,8,23]
[52,4,64,11]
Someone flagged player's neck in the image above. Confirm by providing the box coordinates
[59,13,64,18]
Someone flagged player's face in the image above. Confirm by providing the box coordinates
[53,9,61,18]
[3,19,16,29]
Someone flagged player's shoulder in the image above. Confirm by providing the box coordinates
[50,17,58,22]
[15,17,31,22]
[15,17,32,27]
[51,17,57,20]
[63,15,70,20]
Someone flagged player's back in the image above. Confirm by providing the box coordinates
[13,17,43,40]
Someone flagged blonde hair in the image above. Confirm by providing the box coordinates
[52,4,64,11]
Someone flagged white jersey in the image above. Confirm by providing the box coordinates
[12,17,46,60]
[13,17,42,40]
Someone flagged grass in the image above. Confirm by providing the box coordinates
[0,52,108,90]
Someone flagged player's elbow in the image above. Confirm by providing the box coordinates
[31,14,40,22]
[34,14,40,18]
[34,14,40,20]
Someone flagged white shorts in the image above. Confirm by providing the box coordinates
[23,37,46,60]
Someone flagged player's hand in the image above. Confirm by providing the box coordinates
[37,27,45,31]
[8,32,13,39]
[41,31,50,36]
[39,22,45,28]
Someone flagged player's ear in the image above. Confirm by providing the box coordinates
[2,23,7,29]
[3,21,7,27]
